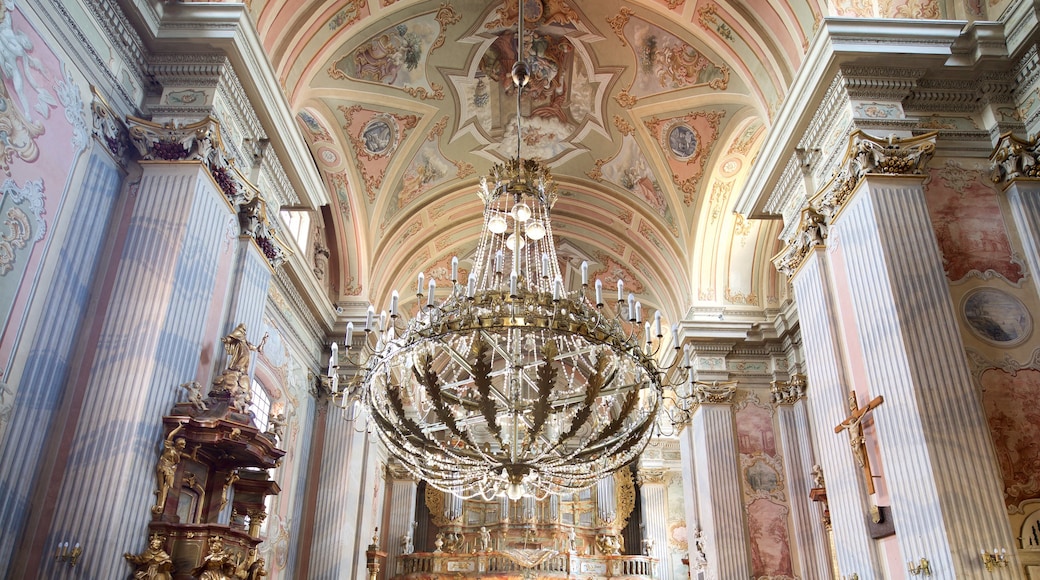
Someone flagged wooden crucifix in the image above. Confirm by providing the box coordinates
[834,391,885,495]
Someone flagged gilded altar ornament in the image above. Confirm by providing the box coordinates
[152,422,198,515]
[124,533,173,580]
[220,469,240,512]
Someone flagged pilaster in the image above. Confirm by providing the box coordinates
[690,393,751,579]
[772,376,833,579]
[832,172,1017,577]
[991,133,1040,305]
[385,463,418,576]
[637,469,671,580]
[24,160,235,578]
[788,248,880,577]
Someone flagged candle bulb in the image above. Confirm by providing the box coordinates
[627,293,636,321]
[467,273,476,299]
[379,310,387,333]
[496,250,504,273]
[365,305,374,331]
[510,270,518,297]
[451,257,459,282]
[389,290,399,317]
[683,344,691,367]
[644,321,651,342]
[671,324,679,348]
[635,301,642,323]
[581,261,589,285]
[654,310,662,337]
[595,279,603,305]
[345,322,354,348]
[416,272,425,295]
[617,279,624,302]
[542,253,549,277]
[427,279,436,308]
[328,342,338,376]
[553,276,563,301]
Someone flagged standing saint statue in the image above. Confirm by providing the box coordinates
[152,422,197,515]
[124,533,173,580]
[222,323,268,374]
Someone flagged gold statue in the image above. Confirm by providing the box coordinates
[834,391,884,495]
[220,470,240,512]
[152,422,198,515]
[124,533,173,580]
[222,323,268,374]
[192,536,234,580]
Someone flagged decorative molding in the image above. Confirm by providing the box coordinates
[770,374,806,405]
[773,207,827,279]
[990,132,1040,185]
[91,87,130,163]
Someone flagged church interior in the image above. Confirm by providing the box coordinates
[2,0,1040,578]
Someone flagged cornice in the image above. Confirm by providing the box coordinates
[736,16,1008,219]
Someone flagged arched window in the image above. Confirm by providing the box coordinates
[251,378,272,432]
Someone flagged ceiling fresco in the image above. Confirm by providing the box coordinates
[253,0,824,323]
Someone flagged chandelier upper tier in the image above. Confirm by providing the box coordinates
[334,153,668,500]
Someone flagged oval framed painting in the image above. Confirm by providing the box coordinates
[961,288,1032,347]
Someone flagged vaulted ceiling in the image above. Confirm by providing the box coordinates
[249,0,827,325]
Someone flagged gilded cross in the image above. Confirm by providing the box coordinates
[834,391,884,495]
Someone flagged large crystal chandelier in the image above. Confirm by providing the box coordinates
[333,0,669,500]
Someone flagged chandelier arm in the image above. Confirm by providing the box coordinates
[566,401,659,463]
[540,354,606,457]
[519,345,557,454]
[472,339,507,448]
[414,354,477,448]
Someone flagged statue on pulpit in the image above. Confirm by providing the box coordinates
[211,324,268,399]
[124,533,173,580]
[567,527,577,553]
[192,536,234,580]
[152,422,198,515]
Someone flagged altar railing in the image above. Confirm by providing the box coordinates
[395,551,656,579]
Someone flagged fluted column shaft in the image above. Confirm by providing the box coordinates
[775,397,833,579]
[308,405,372,578]
[0,151,125,576]
[832,175,1017,576]
[791,249,880,576]
[691,403,750,579]
[385,473,418,575]
[638,472,671,580]
[28,162,235,579]
[1003,180,1040,304]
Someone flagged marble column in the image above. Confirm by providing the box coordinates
[637,469,671,580]
[30,161,236,579]
[690,401,751,579]
[789,248,881,577]
[773,378,833,579]
[830,174,1016,576]
[307,395,374,578]
[385,465,418,576]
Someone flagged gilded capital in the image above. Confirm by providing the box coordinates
[636,469,666,486]
[990,132,1040,185]
[771,374,806,405]
[773,208,827,279]
[691,380,737,404]
[814,130,937,220]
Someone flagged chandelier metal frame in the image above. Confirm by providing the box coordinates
[324,0,735,500]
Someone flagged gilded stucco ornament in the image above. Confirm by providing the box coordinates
[690,380,737,404]
[815,130,937,220]
[770,374,806,405]
[990,131,1040,184]
[773,207,827,279]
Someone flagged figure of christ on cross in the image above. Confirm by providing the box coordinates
[834,391,885,495]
